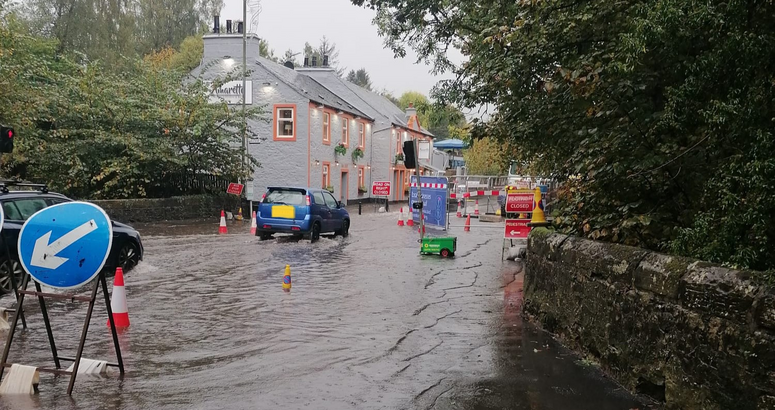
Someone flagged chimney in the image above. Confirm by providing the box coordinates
[226,19,232,33]
[237,20,244,34]
[303,55,309,67]
[406,103,419,130]
[311,55,318,67]
[323,54,329,67]
[213,15,220,33]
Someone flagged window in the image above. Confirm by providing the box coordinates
[342,118,349,147]
[322,162,331,188]
[322,112,330,144]
[358,123,365,149]
[263,189,304,205]
[323,192,339,208]
[274,104,296,141]
[313,192,325,205]
[396,130,402,154]
[3,198,48,221]
[358,167,365,189]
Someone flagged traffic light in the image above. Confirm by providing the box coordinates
[0,125,14,153]
[403,140,417,169]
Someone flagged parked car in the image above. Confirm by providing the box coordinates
[256,187,350,242]
[0,183,144,295]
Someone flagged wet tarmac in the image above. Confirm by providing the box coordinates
[0,212,657,409]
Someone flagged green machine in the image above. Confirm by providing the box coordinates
[420,236,457,258]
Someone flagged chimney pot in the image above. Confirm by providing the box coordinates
[226,20,232,33]
[311,55,318,67]
[213,15,220,33]
[237,21,244,34]
[304,56,309,67]
[323,54,329,67]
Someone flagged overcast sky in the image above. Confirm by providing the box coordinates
[220,0,461,99]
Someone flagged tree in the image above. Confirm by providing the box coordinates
[351,0,775,273]
[259,39,277,62]
[463,137,502,175]
[346,68,372,90]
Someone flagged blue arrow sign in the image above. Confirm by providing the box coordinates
[18,202,113,289]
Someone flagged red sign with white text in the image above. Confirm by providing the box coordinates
[372,181,391,196]
[226,183,244,196]
[505,192,534,213]
[505,219,531,239]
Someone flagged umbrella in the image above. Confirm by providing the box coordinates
[433,139,468,149]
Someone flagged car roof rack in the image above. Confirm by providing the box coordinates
[0,180,49,194]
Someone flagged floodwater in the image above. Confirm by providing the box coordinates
[0,211,656,409]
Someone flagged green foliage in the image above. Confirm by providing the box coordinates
[335,143,347,156]
[351,147,364,163]
[463,137,503,175]
[1,13,264,199]
[352,0,775,271]
[346,68,372,90]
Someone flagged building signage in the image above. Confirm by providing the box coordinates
[209,80,253,105]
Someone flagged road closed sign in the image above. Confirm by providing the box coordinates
[505,219,531,239]
[505,192,534,213]
[18,202,113,289]
[372,181,391,196]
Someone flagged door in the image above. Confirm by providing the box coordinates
[322,191,340,233]
[340,170,349,204]
[312,191,331,231]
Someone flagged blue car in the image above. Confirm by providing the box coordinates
[255,187,350,242]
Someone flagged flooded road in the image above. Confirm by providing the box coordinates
[0,212,655,409]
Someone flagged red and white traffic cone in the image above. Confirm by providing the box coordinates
[407,210,414,227]
[456,201,463,218]
[107,267,130,329]
[464,215,471,232]
[397,207,405,226]
[250,211,257,235]
[219,210,228,234]
[474,200,480,217]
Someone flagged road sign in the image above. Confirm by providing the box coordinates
[18,202,113,289]
[227,183,244,195]
[505,219,531,239]
[410,176,448,229]
[372,181,391,196]
[506,192,534,213]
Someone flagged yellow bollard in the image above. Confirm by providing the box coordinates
[282,265,292,292]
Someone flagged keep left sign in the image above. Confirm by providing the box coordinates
[18,202,113,289]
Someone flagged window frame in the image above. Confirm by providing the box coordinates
[273,104,297,141]
[358,122,365,150]
[341,116,350,147]
[322,162,331,188]
[322,111,331,145]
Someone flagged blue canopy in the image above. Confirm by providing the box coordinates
[433,139,468,149]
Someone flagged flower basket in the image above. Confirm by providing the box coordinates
[395,153,404,165]
[334,143,347,156]
[351,147,364,163]
[326,185,335,193]
[358,185,367,194]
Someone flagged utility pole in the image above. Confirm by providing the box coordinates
[242,0,250,212]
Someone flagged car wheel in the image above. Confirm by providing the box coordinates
[117,242,140,273]
[310,222,321,243]
[336,220,350,237]
[0,256,25,294]
[259,232,273,241]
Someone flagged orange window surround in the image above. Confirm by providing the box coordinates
[322,111,331,145]
[322,162,331,188]
[273,104,297,141]
[358,122,365,149]
[341,116,350,147]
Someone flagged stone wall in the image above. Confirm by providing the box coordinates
[91,195,243,223]
[524,228,775,410]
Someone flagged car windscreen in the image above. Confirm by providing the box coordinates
[264,189,305,205]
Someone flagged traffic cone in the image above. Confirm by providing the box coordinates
[456,201,462,218]
[236,207,244,221]
[250,211,257,235]
[529,187,549,226]
[283,265,292,292]
[107,268,129,329]
[219,210,228,234]
[464,215,471,232]
[407,207,414,226]
[397,207,405,226]
[474,200,480,217]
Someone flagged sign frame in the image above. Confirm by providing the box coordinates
[409,176,448,230]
